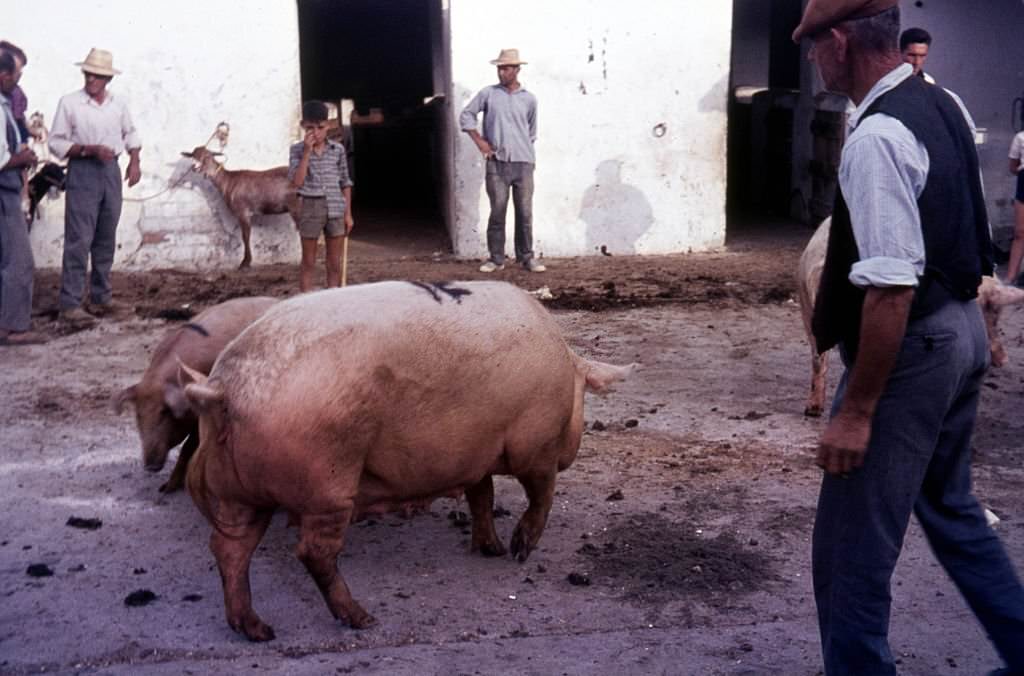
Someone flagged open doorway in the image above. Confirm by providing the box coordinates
[726,0,807,241]
[296,0,452,255]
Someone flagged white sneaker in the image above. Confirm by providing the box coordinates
[524,259,546,273]
[479,260,505,273]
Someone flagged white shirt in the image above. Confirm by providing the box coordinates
[1009,131,1024,162]
[841,63,977,289]
[0,94,17,167]
[48,88,141,159]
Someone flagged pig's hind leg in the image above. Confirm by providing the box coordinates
[210,508,275,641]
[296,511,377,629]
[509,468,556,563]
[466,475,507,556]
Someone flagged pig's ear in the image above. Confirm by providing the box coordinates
[178,360,224,413]
[163,383,191,419]
[113,384,138,415]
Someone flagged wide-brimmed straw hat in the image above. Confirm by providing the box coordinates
[75,48,121,77]
[490,48,527,66]
[792,0,898,42]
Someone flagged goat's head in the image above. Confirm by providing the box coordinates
[181,146,223,177]
[27,111,47,141]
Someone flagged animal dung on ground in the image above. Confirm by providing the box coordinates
[182,593,203,602]
[66,516,103,530]
[606,489,625,502]
[26,563,53,577]
[567,572,592,586]
[124,589,158,607]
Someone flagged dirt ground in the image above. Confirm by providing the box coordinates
[3,225,1024,675]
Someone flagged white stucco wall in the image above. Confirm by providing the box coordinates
[450,1,732,258]
[11,1,731,269]
[9,1,301,270]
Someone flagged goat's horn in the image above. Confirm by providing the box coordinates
[180,151,193,157]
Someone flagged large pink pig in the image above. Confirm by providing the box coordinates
[181,281,633,641]
[115,296,277,492]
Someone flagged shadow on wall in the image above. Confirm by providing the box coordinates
[581,159,654,255]
[452,83,484,255]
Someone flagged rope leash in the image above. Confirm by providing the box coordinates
[123,122,231,202]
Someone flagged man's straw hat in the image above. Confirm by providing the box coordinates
[75,48,121,77]
[490,48,527,66]
[792,0,898,42]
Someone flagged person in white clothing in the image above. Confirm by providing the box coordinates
[48,48,141,323]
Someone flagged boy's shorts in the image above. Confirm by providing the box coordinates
[298,197,346,239]
[1016,171,1024,203]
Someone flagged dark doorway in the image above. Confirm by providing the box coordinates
[297,0,452,253]
[727,0,805,238]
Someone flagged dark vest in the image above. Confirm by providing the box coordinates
[0,100,23,192]
[811,75,993,360]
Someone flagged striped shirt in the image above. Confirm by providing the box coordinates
[288,139,353,218]
[49,89,141,159]
[841,63,977,290]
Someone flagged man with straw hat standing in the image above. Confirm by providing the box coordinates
[460,48,544,273]
[794,1,1024,673]
[49,48,141,323]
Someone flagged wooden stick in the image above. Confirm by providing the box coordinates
[341,236,349,287]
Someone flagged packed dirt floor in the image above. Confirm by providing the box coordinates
[3,220,1024,675]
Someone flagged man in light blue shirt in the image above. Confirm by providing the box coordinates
[460,48,543,273]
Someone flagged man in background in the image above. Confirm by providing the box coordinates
[49,48,141,323]
[900,26,935,83]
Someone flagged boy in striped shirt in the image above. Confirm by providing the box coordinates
[288,100,354,291]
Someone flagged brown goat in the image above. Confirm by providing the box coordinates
[182,146,298,269]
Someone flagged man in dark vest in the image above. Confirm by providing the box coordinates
[0,47,42,346]
[794,1,1024,674]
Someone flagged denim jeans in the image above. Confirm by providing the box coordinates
[484,159,534,265]
[813,299,1024,675]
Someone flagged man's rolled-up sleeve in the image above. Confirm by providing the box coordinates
[841,120,929,289]
[459,90,484,132]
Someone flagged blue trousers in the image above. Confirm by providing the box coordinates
[813,299,1024,675]
[484,159,534,265]
[59,158,122,310]
[0,187,34,332]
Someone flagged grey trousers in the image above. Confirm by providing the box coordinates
[0,187,34,332]
[59,158,122,310]
[484,159,534,265]
[813,299,1024,675]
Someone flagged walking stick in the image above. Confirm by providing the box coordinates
[341,235,349,287]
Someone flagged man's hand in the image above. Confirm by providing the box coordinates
[5,147,37,170]
[816,409,873,475]
[475,138,495,158]
[92,145,116,162]
[125,158,141,187]
[344,211,354,235]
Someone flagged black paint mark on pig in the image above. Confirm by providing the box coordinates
[155,307,197,321]
[409,281,473,304]
[66,516,103,530]
[184,322,210,337]
[124,589,158,607]
[26,563,53,577]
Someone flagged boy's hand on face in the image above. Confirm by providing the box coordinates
[303,129,317,151]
